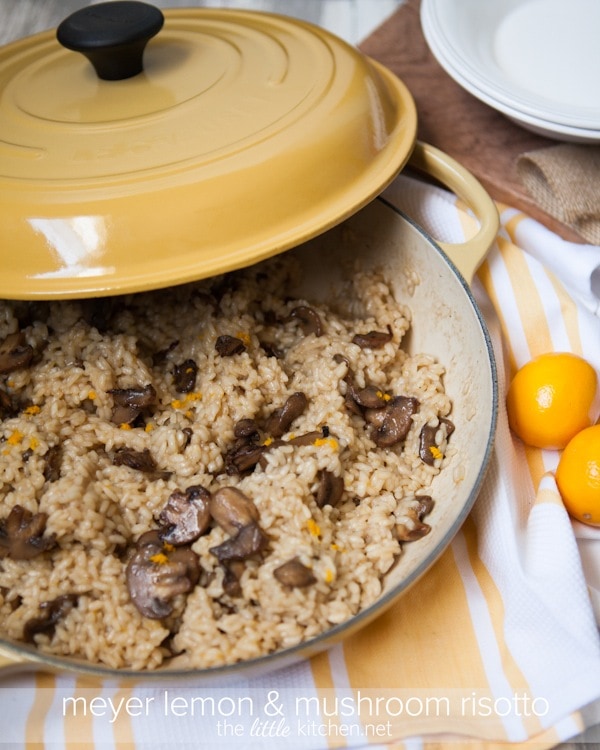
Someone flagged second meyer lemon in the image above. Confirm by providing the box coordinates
[556,425,600,526]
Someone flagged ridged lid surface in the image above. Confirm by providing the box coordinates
[0,6,417,298]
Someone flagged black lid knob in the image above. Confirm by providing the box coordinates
[57,1,164,81]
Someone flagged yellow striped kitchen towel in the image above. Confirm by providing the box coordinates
[1,174,599,749]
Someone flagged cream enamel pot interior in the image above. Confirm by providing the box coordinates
[0,139,499,681]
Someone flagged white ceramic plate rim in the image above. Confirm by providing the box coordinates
[421,13,600,144]
[421,0,600,130]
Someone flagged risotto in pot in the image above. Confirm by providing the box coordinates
[0,255,454,670]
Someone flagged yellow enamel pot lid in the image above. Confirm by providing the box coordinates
[0,2,417,299]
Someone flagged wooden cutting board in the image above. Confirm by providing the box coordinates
[359,0,585,242]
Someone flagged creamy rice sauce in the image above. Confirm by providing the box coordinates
[0,256,453,670]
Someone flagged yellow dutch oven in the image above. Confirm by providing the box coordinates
[0,2,499,679]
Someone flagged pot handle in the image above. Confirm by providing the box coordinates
[407,141,499,284]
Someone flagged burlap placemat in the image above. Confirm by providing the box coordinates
[517,144,600,245]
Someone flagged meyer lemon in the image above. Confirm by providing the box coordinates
[506,352,599,449]
[556,425,600,526]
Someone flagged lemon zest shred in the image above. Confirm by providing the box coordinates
[163,542,175,552]
[150,552,168,565]
[236,331,251,347]
[28,437,39,450]
[7,430,24,446]
[429,445,443,460]
[171,392,202,410]
[145,423,155,432]
[24,405,41,416]
[262,437,274,446]
[313,437,339,451]
[88,391,97,400]
[307,518,321,537]
[324,569,335,584]
[119,423,132,430]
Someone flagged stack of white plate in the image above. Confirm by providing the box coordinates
[421,0,600,143]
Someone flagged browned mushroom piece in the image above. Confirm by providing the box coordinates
[396,519,431,541]
[209,521,268,564]
[113,447,157,473]
[23,593,80,643]
[0,505,57,560]
[108,384,157,425]
[223,419,265,475]
[315,470,344,508]
[396,495,435,542]
[441,417,455,438]
[333,353,350,368]
[215,335,246,357]
[1,588,21,612]
[286,430,323,446]
[209,487,268,564]
[419,418,455,465]
[370,396,419,448]
[0,387,17,420]
[352,384,391,410]
[79,396,96,415]
[225,441,268,475]
[286,424,334,448]
[352,327,393,349]
[418,424,437,466]
[0,332,33,374]
[42,445,62,482]
[265,391,308,437]
[151,339,179,366]
[126,530,201,619]
[286,305,323,337]
[109,385,156,409]
[333,356,364,417]
[158,485,212,546]
[258,340,283,359]
[209,487,260,536]
[221,560,245,597]
[234,418,260,440]
[173,359,198,393]
[416,495,435,517]
[273,558,317,588]
[181,427,194,450]
[342,382,364,416]
[362,405,386,428]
